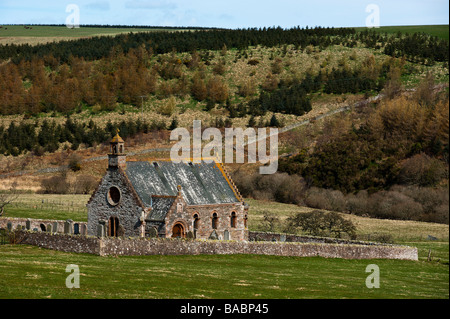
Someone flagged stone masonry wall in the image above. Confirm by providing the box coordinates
[14,230,100,255]
[87,168,143,237]
[0,217,87,234]
[249,231,379,245]
[13,230,418,261]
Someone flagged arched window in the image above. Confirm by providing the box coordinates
[193,214,200,239]
[193,214,199,230]
[230,212,237,228]
[212,213,218,230]
[108,216,119,237]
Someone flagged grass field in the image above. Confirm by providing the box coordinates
[0,244,448,299]
[355,24,449,40]
[0,25,189,45]
[0,193,448,299]
[0,25,186,37]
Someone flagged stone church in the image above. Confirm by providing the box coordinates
[87,131,249,241]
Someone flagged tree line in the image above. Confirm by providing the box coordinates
[0,26,356,64]
[0,117,165,156]
[1,27,446,65]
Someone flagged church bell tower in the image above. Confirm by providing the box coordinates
[109,129,126,169]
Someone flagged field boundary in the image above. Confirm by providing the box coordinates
[10,230,418,260]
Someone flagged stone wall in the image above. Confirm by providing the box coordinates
[0,217,87,235]
[14,230,100,255]
[87,168,144,237]
[12,230,418,261]
[249,231,379,245]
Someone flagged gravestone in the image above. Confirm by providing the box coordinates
[53,222,58,233]
[80,224,87,236]
[7,222,12,231]
[64,219,73,234]
[224,230,230,241]
[26,219,31,230]
[186,231,194,239]
[73,223,80,235]
[147,226,158,238]
[47,224,52,233]
[280,234,286,242]
[97,223,105,238]
[209,230,219,240]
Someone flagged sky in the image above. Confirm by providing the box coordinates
[0,0,448,29]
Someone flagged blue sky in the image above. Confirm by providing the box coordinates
[0,0,448,28]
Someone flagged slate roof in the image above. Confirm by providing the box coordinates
[147,196,176,222]
[125,160,240,208]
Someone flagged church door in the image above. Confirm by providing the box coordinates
[172,223,185,238]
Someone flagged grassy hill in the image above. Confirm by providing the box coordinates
[355,24,449,40]
[0,24,196,45]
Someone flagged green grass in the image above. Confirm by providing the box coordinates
[355,25,449,40]
[0,244,448,299]
[1,195,448,299]
[4,207,87,222]
[0,25,186,38]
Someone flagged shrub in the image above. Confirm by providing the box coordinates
[286,210,357,239]
[68,154,82,172]
[261,73,279,92]
[237,79,257,97]
[158,96,177,116]
[41,175,70,194]
[207,76,229,103]
[73,175,98,194]
[261,211,280,232]
[304,187,346,212]
[398,153,446,187]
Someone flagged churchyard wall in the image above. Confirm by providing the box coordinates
[10,229,418,260]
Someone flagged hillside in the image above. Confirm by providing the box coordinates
[0,24,205,45]
[355,24,449,40]
[0,25,448,226]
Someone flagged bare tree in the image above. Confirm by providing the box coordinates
[0,182,19,217]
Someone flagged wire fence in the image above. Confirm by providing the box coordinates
[10,197,88,214]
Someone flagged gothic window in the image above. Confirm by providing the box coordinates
[108,217,119,237]
[230,212,237,228]
[193,214,200,230]
[212,213,218,230]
